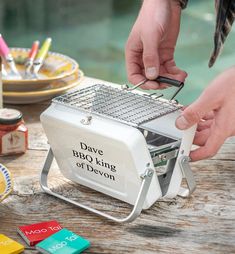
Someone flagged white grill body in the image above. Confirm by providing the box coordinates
[40,85,196,210]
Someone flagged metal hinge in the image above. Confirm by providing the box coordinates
[178,156,196,197]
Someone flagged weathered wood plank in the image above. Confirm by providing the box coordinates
[0,149,235,254]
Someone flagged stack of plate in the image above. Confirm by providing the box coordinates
[2,48,84,104]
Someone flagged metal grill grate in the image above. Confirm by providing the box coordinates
[53,84,181,126]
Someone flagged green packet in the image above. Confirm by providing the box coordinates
[36,228,90,254]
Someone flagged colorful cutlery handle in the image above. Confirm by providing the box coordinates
[0,34,20,77]
[0,34,10,58]
[33,38,52,75]
[36,37,52,61]
[28,40,39,61]
[24,40,40,76]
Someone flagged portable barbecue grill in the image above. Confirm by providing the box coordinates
[40,77,196,223]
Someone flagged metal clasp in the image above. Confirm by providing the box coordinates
[81,115,92,125]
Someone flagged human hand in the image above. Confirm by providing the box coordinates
[176,67,235,161]
[125,0,187,89]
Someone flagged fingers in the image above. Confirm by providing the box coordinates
[140,80,160,90]
[190,101,232,161]
[193,128,210,146]
[141,59,186,89]
[197,119,213,131]
[164,59,187,82]
[190,130,226,161]
[126,28,186,90]
[175,90,225,161]
[125,33,161,88]
[175,90,219,130]
[142,32,161,80]
[202,111,215,120]
[125,43,146,85]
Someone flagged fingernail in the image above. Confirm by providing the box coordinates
[176,115,190,129]
[146,67,157,79]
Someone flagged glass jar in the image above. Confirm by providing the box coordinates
[0,108,28,156]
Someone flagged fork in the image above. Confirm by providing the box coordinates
[24,40,40,78]
[0,34,21,79]
[31,38,52,79]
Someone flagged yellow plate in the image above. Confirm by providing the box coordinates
[3,48,79,91]
[0,164,13,202]
[3,70,84,104]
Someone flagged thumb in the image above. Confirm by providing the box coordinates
[175,92,217,130]
[142,35,160,80]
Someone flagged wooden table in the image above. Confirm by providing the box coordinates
[1,77,235,254]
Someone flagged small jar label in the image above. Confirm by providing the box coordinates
[2,131,25,155]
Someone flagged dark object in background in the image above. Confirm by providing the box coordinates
[0,0,138,33]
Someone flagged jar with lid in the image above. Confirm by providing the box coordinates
[0,108,28,156]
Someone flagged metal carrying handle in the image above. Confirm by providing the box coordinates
[40,148,154,223]
[127,76,184,100]
[156,76,184,100]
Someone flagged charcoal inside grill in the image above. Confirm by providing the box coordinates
[53,84,181,127]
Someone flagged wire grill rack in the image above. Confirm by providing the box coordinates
[53,84,181,127]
